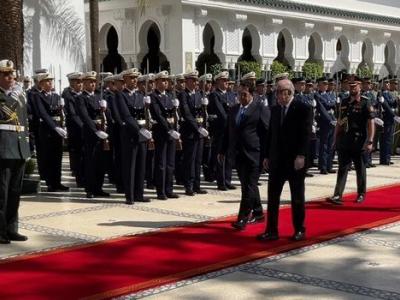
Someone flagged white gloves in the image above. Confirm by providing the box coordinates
[374,118,384,126]
[59,98,65,107]
[143,96,151,105]
[201,97,209,106]
[55,127,67,138]
[395,116,400,124]
[312,99,317,108]
[198,127,209,137]
[172,99,180,107]
[99,100,107,108]
[95,130,109,140]
[139,128,152,140]
[168,130,181,140]
[336,97,341,104]
[379,96,384,104]
[312,125,317,133]
[330,120,337,127]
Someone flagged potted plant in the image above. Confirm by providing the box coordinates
[21,158,40,194]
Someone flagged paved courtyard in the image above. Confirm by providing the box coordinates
[2,155,400,300]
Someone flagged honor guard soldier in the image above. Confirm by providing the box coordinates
[150,71,180,200]
[199,73,213,97]
[175,73,186,93]
[23,76,31,92]
[328,76,375,204]
[63,72,85,187]
[315,77,337,174]
[242,72,257,88]
[116,69,152,204]
[34,72,69,192]
[178,71,209,196]
[265,80,276,107]
[77,71,112,198]
[0,60,31,244]
[254,79,267,104]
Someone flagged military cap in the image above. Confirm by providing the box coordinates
[104,75,116,83]
[120,68,141,77]
[362,77,372,83]
[0,60,15,73]
[228,80,236,84]
[155,70,169,80]
[23,76,32,82]
[138,73,155,82]
[214,71,229,80]
[256,79,265,86]
[242,71,256,81]
[67,72,83,80]
[184,70,199,80]
[390,77,398,84]
[348,76,362,85]
[100,72,113,79]
[266,80,274,85]
[273,72,289,82]
[115,74,124,81]
[306,79,314,85]
[37,73,54,82]
[292,77,305,84]
[317,77,328,83]
[82,71,97,80]
[175,73,185,81]
[199,73,213,82]
[328,78,335,84]
[34,68,48,74]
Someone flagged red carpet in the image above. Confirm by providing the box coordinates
[1,184,400,300]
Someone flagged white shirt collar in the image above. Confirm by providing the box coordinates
[240,99,253,109]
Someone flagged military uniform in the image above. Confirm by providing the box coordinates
[379,89,398,164]
[362,89,379,167]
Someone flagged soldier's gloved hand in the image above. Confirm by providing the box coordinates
[59,98,65,107]
[55,127,67,138]
[172,99,180,107]
[99,100,107,108]
[168,130,180,140]
[312,125,317,133]
[198,127,209,137]
[312,99,317,108]
[395,116,400,124]
[374,118,384,127]
[201,97,209,106]
[143,96,151,105]
[330,120,337,127]
[336,97,341,104]
[95,130,109,140]
[379,96,385,104]
[139,128,152,140]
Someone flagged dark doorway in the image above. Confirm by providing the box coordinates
[196,23,221,75]
[102,26,126,73]
[238,28,256,62]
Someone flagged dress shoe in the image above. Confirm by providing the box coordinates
[86,192,94,199]
[355,194,365,203]
[247,215,265,224]
[125,200,134,205]
[0,234,10,244]
[305,172,314,177]
[47,186,58,192]
[185,189,195,196]
[94,190,110,197]
[257,232,279,241]
[327,195,343,205]
[320,169,328,175]
[166,193,179,199]
[226,184,236,190]
[56,184,70,191]
[146,183,155,190]
[157,195,168,200]
[7,232,28,241]
[194,189,208,194]
[369,163,376,168]
[327,169,336,174]
[389,161,394,165]
[291,231,305,241]
[136,198,151,203]
[116,187,125,193]
[231,218,248,230]
[217,185,228,191]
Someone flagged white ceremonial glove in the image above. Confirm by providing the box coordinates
[374,118,384,127]
[99,100,107,109]
[198,127,209,137]
[139,128,152,140]
[294,155,305,171]
[172,99,180,107]
[59,98,65,107]
[312,99,317,108]
[55,127,67,138]
[201,97,209,106]
[330,120,337,127]
[395,116,400,124]
[143,96,151,105]
[312,125,317,133]
[379,96,385,104]
[336,97,341,104]
[95,130,109,140]
[168,130,180,140]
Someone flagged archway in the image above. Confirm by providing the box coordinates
[331,35,350,74]
[238,25,261,63]
[274,29,294,68]
[100,24,126,73]
[357,39,374,72]
[384,40,396,76]
[306,32,323,64]
[195,22,222,75]
[139,21,170,73]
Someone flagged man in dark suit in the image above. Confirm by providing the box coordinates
[219,83,270,230]
[258,79,312,242]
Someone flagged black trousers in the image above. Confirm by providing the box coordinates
[67,131,85,187]
[112,128,123,191]
[334,149,366,196]
[0,159,25,235]
[83,138,107,194]
[154,136,176,197]
[145,149,155,186]
[182,138,204,191]
[266,167,306,234]
[39,127,63,188]
[210,136,232,187]
[236,158,263,219]
[121,139,147,202]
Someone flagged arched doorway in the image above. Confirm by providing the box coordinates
[274,29,294,68]
[238,25,261,63]
[195,22,222,75]
[331,35,350,74]
[139,22,170,73]
[101,25,125,73]
[357,39,374,75]
[384,40,396,76]
[306,32,323,64]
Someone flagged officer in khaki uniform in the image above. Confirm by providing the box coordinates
[0,60,31,244]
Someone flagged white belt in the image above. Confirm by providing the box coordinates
[52,116,61,121]
[166,117,174,124]
[137,119,146,126]
[0,124,25,132]
[328,109,335,115]
[196,117,204,123]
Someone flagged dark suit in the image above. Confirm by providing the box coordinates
[264,99,312,235]
[222,100,269,219]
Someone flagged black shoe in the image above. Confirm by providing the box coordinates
[0,234,10,244]
[217,186,228,191]
[327,169,336,174]
[355,194,365,203]
[226,184,236,190]
[369,163,376,168]
[125,200,134,205]
[94,191,110,197]
[56,184,70,191]
[47,186,58,192]
[257,232,279,241]
[327,195,343,205]
[231,218,248,230]
[248,215,265,224]
[136,198,151,203]
[366,164,371,168]
[7,232,28,241]
[305,172,314,177]
[175,180,184,186]
[291,231,305,241]
[389,161,394,165]
[185,189,195,196]
[86,192,94,199]
[157,195,168,200]
[146,184,155,190]
[194,189,208,194]
[166,193,179,199]
[116,187,125,193]
[320,170,328,175]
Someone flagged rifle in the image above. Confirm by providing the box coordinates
[172,76,183,151]
[145,61,155,150]
[99,67,110,151]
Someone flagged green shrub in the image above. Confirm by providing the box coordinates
[356,65,373,78]
[210,64,223,77]
[237,61,262,78]
[302,62,324,80]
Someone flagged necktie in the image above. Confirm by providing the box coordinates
[281,105,286,125]
[236,107,246,126]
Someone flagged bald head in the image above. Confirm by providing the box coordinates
[276,79,295,106]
